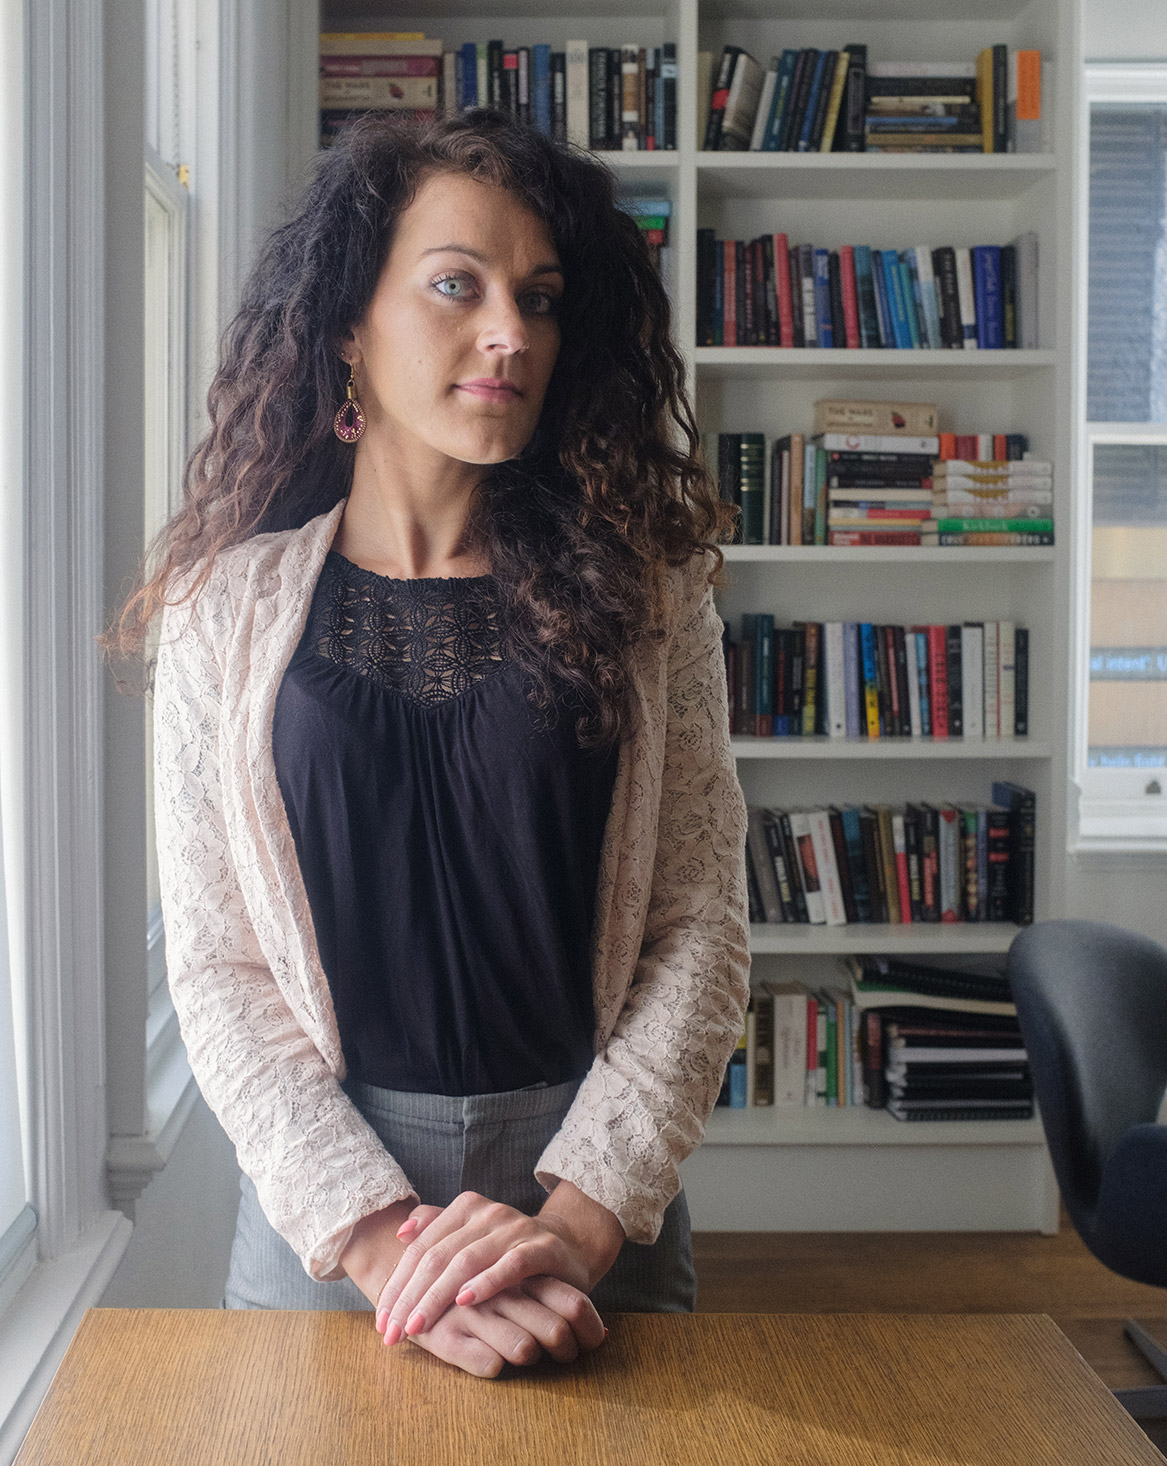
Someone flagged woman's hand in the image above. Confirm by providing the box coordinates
[379,1275,607,1378]
[378,1183,624,1346]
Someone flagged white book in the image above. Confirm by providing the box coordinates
[954,247,979,350]
[477,43,489,111]
[961,623,985,738]
[1013,230,1039,348]
[913,246,943,349]
[807,810,848,926]
[767,983,808,1107]
[983,621,1000,739]
[800,264,818,346]
[936,458,1053,475]
[998,621,1017,737]
[721,50,766,150]
[937,806,960,921]
[905,630,922,737]
[816,432,940,455]
[565,40,590,148]
[824,621,847,738]
[866,61,977,78]
[788,810,827,924]
[750,58,779,151]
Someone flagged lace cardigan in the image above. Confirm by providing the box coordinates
[152,500,750,1281]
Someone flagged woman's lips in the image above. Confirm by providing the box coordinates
[457,381,521,402]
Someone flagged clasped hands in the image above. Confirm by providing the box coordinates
[371,1182,625,1377]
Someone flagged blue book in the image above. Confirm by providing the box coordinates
[914,629,931,736]
[973,245,1004,348]
[713,239,724,344]
[460,41,478,107]
[797,50,830,152]
[859,623,880,734]
[843,622,862,737]
[976,808,989,918]
[728,1052,748,1107]
[757,613,774,734]
[897,255,922,347]
[813,248,834,347]
[869,249,893,347]
[803,440,818,543]
[913,247,944,349]
[533,45,551,134]
[840,807,872,922]
[653,47,664,148]
[762,49,800,150]
[882,253,912,348]
[903,250,931,348]
[852,246,880,348]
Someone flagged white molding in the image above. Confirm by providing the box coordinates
[0,1210,131,1466]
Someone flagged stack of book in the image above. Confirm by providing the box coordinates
[727,617,1030,740]
[708,398,1050,547]
[619,197,671,279]
[320,33,442,147]
[925,456,1054,547]
[716,959,1033,1119]
[700,44,1042,154]
[320,33,677,150]
[695,231,1038,349]
[744,786,1036,929]
[847,956,1034,1122]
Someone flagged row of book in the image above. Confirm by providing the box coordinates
[318,32,677,151]
[720,958,1033,1123]
[703,47,1042,155]
[696,231,1038,351]
[727,619,1030,742]
[744,786,1036,928]
[622,198,671,278]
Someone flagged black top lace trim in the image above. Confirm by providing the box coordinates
[308,551,507,706]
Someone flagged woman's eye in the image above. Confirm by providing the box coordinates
[527,291,561,316]
[432,273,474,300]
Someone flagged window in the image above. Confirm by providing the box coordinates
[1077,66,1167,846]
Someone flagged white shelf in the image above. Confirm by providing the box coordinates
[702,1103,1046,1147]
[731,736,1050,759]
[716,545,1057,563]
[693,348,1057,380]
[696,152,1057,202]
[749,922,1023,954]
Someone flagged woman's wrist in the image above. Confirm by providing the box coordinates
[338,1199,419,1305]
[537,1179,625,1290]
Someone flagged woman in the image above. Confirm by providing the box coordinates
[110,108,749,1379]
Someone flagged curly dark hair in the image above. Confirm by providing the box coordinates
[103,107,735,748]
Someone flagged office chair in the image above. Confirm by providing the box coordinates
[1007,918,1167,1421]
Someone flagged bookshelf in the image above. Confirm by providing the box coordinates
[307,0,1077,1233]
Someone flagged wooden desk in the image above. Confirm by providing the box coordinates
[16,1310,1166,1465]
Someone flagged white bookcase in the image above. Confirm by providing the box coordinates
[311,0,1078,1233]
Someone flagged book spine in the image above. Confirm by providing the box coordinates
[839,246,861,347]
[954,247,979,349]
[774,233,794,346]
[808,810,848,925]
[789,811,827,923]
[892,813,912,923]
[946,624,964,736]
[928,625,949,738]
[973,245,1004,348]
[840,44,867,152]
[705,45,739,149]
[1014,627,1029,735]
[938,806,960,921]
[825,621,847,737]
[813,248,834,347]
[819,50,849,151]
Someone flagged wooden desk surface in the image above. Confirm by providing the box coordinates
[16,1309,1166,1465]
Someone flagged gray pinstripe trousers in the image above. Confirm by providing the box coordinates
[223,1075,697,1313]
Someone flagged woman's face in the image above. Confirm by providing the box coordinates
[342,169,564,470]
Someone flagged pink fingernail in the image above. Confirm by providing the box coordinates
[405,1311,425,1336]
[375,1309,388,1334]
[455,1289,475,1306]
[396,1219,418,1238]
[384,1319,402,1346]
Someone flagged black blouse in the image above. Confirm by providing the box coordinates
[271,551,621,1097]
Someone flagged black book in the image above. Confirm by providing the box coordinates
[876,1005,1020,1034]
[858,955,1013,1003]
[1000,243,1018,348]
[893,626,912,733]
[500,51,518,118]
[986,805,1011,920]
[517,46,531,124]
[761,234,778,344]
[991,781,1036,926]
[825,450,936,471]
[487,39,504,107]
[762,809,796,921]
[744,846,765,923]
[836,43,867,152]
[828,250,846,348]
[903,804,924,921]
[734,240,748,344]
[887,1101,1035,1121]
[777,811,810,921]
[790,626,805,728]
[918,804,940,921]
[740,238,755,344]
[661,42,677,150]
[588,47,609,149]
[808,50,840,150]
[1014,627,1029,734]
[858,806,887,922]
[865,77,977,99]
[931,246,963,348]
[945,624,963,737]
[609,48,622,148]
[789,244,805,346]
[874,626,893,735]
[861,1008,887,1108]
[705,45,743,149]
[828,807,860,923]
[992,44,1008,153]
[781,49,819,151]
[696,228,716,346]
[551,52,567,143]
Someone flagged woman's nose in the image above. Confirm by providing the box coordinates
[476,291,530,355]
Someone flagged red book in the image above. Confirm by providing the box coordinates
[894,824,912,924]
[993,433,1008,459]
[839,245,861,349]
[883,626,901,733]
[851,507,931,520]
[955,433,978,459]
[724,241,737,347]
[774,232,794,346]
[828,531,922,546]
[927,624,949,738]
[938,432,956,461]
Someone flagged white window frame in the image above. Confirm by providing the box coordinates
[1073,63,1167,851]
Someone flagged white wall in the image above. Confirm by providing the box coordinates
[1083,0,1167,60]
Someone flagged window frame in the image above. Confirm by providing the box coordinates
[1073,63,1167,851]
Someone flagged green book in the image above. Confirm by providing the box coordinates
[934,517,1054,533]
[739,432,767,544]
[813,447,828,545]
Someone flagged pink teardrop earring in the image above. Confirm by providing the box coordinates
[333,362,366,443]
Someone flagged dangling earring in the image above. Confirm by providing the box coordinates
[333,363,366,443]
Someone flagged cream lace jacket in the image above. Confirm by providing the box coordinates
[153,500,750,1281]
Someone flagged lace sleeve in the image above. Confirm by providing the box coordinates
[533,554,751,1243]
[152,582,420,1281]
